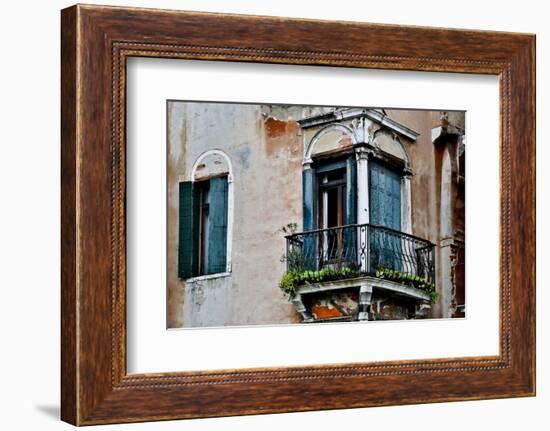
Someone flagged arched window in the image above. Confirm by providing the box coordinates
[178,150,233,279]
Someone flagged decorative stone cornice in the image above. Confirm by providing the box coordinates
[298,108,419,141]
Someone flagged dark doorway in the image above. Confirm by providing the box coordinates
[318,168,347,265]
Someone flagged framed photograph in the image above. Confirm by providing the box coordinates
[61,4,535,425]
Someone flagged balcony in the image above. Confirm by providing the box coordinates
[283,223,436,322]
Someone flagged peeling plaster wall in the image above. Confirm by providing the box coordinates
[387,109,465,318]
[386,109,441,244]
[182,276,232,327]
[167,102,305,328]
[167,102,187,328]
[167,103,465,327]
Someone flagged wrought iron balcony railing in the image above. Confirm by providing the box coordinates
[285,223,435,286]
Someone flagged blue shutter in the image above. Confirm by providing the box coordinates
[369,161,401,229]
[178,182,200,278]
[369,162,402,272]
[302,167,315,231]
[302,167,317,270]
[206,176,228,274]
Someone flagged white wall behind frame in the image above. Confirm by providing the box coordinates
[0,1,545,431]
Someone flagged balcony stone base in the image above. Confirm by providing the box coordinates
[292,276,431,323]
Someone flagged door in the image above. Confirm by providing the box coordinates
[369,161,402,272]
[301,158,356,271]
[318,168,347,267]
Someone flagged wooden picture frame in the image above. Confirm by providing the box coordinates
[61,4,535,425]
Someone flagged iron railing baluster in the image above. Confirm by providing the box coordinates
[285,223,435,286]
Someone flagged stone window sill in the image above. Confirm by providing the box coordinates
[185,272,231,283]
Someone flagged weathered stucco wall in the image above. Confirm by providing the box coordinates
[386,109,439,243]
[384,109,465,317]
[167,103,465,327]
[168,102,310,327]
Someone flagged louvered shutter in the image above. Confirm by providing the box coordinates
[368,161,402,271]
[302,167,317,270]
[206,176,228,274]
[178,182,200,278]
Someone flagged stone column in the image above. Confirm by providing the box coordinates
[439,237,454,318]
[401,168,413,235]
[355,146,370,272]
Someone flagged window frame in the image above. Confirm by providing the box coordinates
[183,149,235,282]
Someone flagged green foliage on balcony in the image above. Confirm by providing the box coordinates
[279,266,361,298]
[375,267,438,302]
[279,265,438,303]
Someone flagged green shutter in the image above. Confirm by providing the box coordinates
[206,177,228,274]
[178,182,200,278]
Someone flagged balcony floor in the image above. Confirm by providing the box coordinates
[296,275,431,302]
[291,275,431,323]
